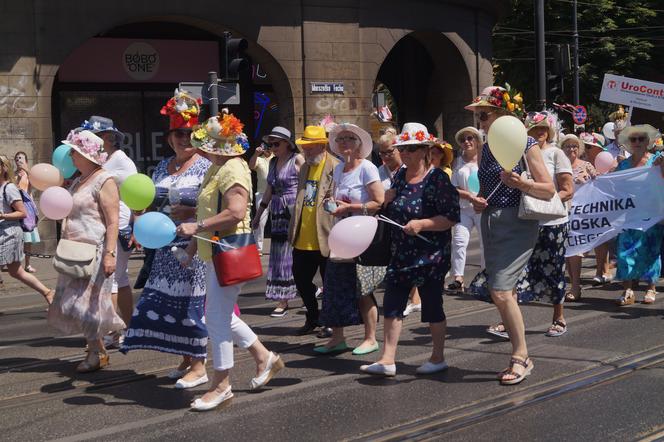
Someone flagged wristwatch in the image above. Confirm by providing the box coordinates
[197,220,206,232]
[105,249,117,257]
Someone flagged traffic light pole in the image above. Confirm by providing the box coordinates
[208,71,219,116]
[535,0,546,110]
[572,0,580,105]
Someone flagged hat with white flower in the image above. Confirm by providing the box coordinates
[160,89,202,131]
[393,122,436,147]
[62,129,107,165]
[524,110,559,142]
[191,112,250,157]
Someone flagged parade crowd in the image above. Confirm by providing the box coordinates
[1,85,663,411]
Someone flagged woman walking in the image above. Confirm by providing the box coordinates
[48,130,124,372]
[252,126,303,317]
[14,151,40,273]
[467,86,555,385]
[361,123,459,377]
[122,91,211,388]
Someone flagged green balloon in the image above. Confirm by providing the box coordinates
[120,173,156,210]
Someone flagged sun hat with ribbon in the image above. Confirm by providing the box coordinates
[160,89,202,131]
[328,123,373,159]
[464,84,525,118]
[618,124,661,152]
[295,126,328,148]
[524,110,559,142]
[579,132,606,151]
[62,129,107,165]
[190,112,250,157]
[79,116,124,144]
[262,126,297,151]
[393,122,436,147]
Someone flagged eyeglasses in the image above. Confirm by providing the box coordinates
[335,136,359,144]
[266,141,282,148]
[462,136,476,143]
[562,144,579,150]
[478,111,495,122]
[379,148,396,157]
[396,144,426,153]
[629,136,647,143]
[172,130,191,139]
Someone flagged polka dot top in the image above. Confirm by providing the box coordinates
[478,136,537,208]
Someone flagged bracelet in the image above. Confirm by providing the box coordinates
[361,203,368,216]
[197,220,206,232]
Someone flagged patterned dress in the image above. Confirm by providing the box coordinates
[48,172,125,340]
[265,154,298,301]
[615,153,663,284]
[121,157,210,358]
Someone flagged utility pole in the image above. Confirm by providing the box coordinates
[572,0,580,105]
[535,0,546,110]
[208,71,219,116]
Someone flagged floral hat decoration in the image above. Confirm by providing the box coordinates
[524,110,560,142]
[160,89,202,131]
[62,129,107,165]
[191,111,250,156]
[464,83,525,118]
[579,132,606,151]
[393,122,437,147]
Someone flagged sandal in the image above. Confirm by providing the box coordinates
[500,356,533,385]
[644,290,657,304]
[446,280,464,292]
[43,289,55,306]
[76,350,109,373]
[545,320,567,337]
[486,322,510,340]
[25,265,37,273]
[592,275,612,286]
[616,289,635,306]
[564,288,582,302]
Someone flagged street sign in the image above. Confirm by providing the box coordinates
[572,105,587,125]
[310,82,344,94]
[179,81,240,105]
[599,73,664,113]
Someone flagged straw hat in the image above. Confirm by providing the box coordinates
[432,139,454,166]
[295,126,328,147]
[191,113,249,157]
[618,124,661,153]
[454,126,482,147]
[464,85,524,118]
[62,129,107,165]
[328,123,373,159]
[393,122,436,147]
[558,134,584,156]
[524,110,559,142]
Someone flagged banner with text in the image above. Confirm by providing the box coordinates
[565,166,664,257]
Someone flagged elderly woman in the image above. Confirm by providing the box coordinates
[0,155,53,301]
[48,130,124,373]
[122,91,211,389]
[512,111,574,337]
[448,126,484,293]
[177,113,283,411]
[316,123,385,356]
[614,124,663,305]
[252,126,304,317]
[361,123,459,376]
[377,129,402,190]
[431,139,454,178]
[13,151,40,273]
[560,134,596,302]
[467,86,555,385]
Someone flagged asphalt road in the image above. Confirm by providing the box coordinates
[1,235,663,442]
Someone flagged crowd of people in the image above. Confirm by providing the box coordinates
[1,85,663,411]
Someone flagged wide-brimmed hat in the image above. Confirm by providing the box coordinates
[618,124,661,152]
[295,126,328,147]
[262,126,297,151]
[160,89,201,131]
[432,139,454,166]
[579,132,606,151]
[454,126,482,147]
[393,122,436,147]
[464,85,525,118]
[79,116,124,144]
[328,123,373,159]
[62,129,107,165]
[558,134,585,156]
[525,110,559,142]
[602,122,616,141]
[191,113,249,157]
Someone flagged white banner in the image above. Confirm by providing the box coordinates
[565,166,664,257]
[600,73,664,113]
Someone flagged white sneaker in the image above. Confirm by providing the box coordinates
[359,362,396,377]
[190,386,233,411]
[416,361,449,375]
[402,303,422,316]
[175,374,209,389]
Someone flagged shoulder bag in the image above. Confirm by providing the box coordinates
[518,155,567,221]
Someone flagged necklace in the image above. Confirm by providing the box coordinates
[79,167,101,184]
[173,154,195,172]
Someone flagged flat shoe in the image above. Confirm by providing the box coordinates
[360,362,396,377]
[270,307,288,318]
[416,361,449,375]
[313,342,349,354]
[351,342,379,356]
[167,368,189,380]
[250,352,285,390]
[190,386,233,412]
[175,374,208,389]
[644,290,657,304]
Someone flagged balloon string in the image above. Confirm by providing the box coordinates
[192,234,238,251]
[377,214,433,244]
[485,182,502,201]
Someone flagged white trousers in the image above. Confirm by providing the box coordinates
[253,191,269,252]
[112,239,132,292]
[450,209,484,278]
[205,262,258,371]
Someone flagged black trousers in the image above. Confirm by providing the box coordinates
[292,248,327,324]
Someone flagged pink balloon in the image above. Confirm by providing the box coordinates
[29,163,63,191]
[594,151,614,174]
[328,216,378,259]
[39,186,73,220]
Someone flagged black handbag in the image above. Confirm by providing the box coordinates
[355,214,391,266]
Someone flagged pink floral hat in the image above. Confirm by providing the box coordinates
[524,110,559,142]
[62,129,107,165]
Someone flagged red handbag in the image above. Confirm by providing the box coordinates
[211,191,263,286]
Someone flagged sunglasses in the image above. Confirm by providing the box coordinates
[478,111,495,122]
[266,141,283,148]
[629,136,647,143]
[379,148,396,157]
[396,144,426,153]
[335,136,359,144]
[462,136,476,143]
[172,129,192,139]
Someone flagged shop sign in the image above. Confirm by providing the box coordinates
[600,74,664,112]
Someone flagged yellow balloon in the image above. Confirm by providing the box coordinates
[487,115,528,170]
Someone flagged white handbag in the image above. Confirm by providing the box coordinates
[518,155,567,221]
[52,238,98,279]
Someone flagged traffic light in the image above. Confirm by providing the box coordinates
[222,31,248,81]
[547,72,563,102]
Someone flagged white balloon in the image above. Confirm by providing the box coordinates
[328,216,378,259]
[487,115,528,170]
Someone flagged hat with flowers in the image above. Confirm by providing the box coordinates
[393,122,437,147]
[524,110,559,142]
[191,111,250,157]
[579,132,606,150]
[160,89,202,131]
[62,129,107,165]
[464,83,525,118]
[79,116,124,144]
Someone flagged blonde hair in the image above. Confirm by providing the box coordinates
[378,130,397,147]
[0,155,15,183]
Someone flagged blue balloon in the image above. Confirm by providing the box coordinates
[468,171,480,194]
[52,144,77,178]
[134,212,176,249]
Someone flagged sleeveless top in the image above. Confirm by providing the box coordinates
[64,171,113,246]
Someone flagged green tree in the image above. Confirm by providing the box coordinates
[493,0,662,129]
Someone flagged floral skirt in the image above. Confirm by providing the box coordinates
[616,224,664,284]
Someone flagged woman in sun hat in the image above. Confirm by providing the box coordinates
[466,85,555,385]
[579,132,607,166]
[430,139,454,178]
[48,129,124,373]
[360,122,459,377]
[253,126,304,317]
[614,124,663,306]
[316,123,385,356]
[176,112,284,411]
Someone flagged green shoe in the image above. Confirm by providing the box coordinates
[352,342,380,356]
[313,342,349,354]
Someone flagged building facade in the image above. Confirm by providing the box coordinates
[0,0,507,250]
